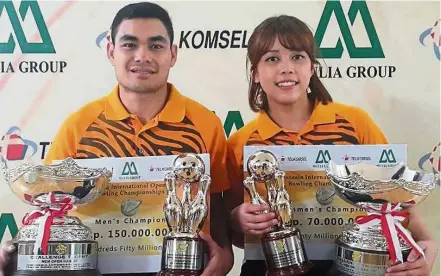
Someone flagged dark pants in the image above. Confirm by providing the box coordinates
[240,260,334,276]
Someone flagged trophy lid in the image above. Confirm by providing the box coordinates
[1,157,113,206]
[173,153,205,183]
[326,160,438,210]
[247,150,279,182]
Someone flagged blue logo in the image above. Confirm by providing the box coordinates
[419,19,440,60]
[418,142,440,185]
[96,31,108,48]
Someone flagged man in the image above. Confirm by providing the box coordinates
[0,2,233,276]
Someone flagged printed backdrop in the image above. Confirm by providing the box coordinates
[0,0,439,275]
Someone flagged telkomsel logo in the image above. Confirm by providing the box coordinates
[419,19,440,60]
[179,30,249,49]
[0,0,67,74]
[418,143,440,185]
[0,126,37,161]
[0,0,55,54]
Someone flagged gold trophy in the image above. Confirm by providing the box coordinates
[159,153,210,276]
[245,150,312,276]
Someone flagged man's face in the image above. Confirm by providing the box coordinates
[107,18,177,94]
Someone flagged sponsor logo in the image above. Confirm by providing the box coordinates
[0,1,67,74]
[315,0,384,58]
[419,19,440,60]
[342,154,372,162]
[379,149,396,164]
[314,150,331,168]
[0,126,38,161]
[120,162,141,180]
[0,0,55,54]
[418,143,440,185]
[281,155,308,162]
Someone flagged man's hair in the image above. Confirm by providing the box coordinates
[110,2,174,45]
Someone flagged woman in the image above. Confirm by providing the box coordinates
[226,15,438,276]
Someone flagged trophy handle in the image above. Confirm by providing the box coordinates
[164,172,183,235]
[188,174,211,234]
[244,176,268,208]
[274,170,294,229]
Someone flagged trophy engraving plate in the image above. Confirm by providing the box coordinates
[262,230,306,269]
[17,243,98,271]
[163,238,203,271]
[334,242,410,276]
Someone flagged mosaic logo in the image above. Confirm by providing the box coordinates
[314,150,331,168]
[120,162,141,180]
[378,149,396,164]
[315,150,331,164]
[314,0,384,59]
[0,0,55,54]
[122,162,138,176]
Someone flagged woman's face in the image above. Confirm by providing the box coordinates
[254,38,314,108]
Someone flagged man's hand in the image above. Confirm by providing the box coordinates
[200,231,233,276]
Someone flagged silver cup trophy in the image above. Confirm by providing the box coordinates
[245,150,312,276]
[0,157,113,276]
[326,160,438,276]
[159,153,210,276]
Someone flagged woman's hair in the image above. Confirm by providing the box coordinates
[247,15,333,112]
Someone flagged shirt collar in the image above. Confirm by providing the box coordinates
[104,83,186,123]
[256,101,336,140]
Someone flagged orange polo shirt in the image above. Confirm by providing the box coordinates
[227,101,388,209]
[45,83,229,194]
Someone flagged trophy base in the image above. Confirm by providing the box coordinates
[4,241,100,276]
[265,264,314,276]
[157,269,202,276]
[158,235,205,276]
[261,229,313,276]
[8,270,101,276]
[334,238,411,276]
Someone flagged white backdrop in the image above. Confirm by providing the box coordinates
[0,1,439,275]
